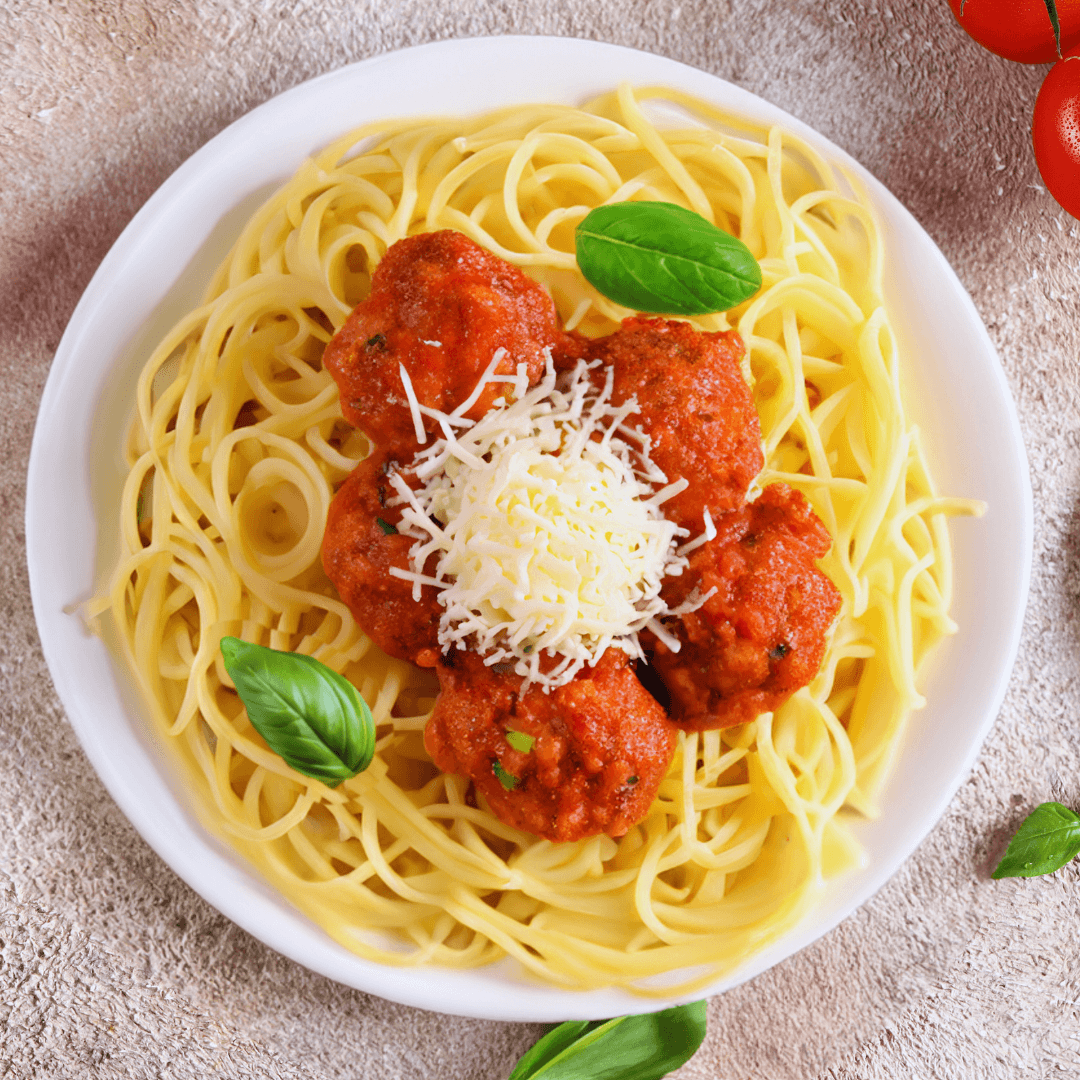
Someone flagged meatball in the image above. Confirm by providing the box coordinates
[323,230,584,457]
[425,648,677,842]
[321,450,442,666]
[650,483,842,730]
[588,317,764,530]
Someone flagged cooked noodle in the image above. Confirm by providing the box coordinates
[94,84,980,992]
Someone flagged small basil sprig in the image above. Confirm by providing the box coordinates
[220,636,375,787]
[508,1000,707,1080]
[992,801,1080,879]
[575,202,761,316]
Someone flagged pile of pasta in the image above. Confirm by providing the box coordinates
[96,85,977,992]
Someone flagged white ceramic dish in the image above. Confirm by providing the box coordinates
[25,36,1032,1022]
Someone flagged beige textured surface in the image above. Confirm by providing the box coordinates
[2,2,1079,1077]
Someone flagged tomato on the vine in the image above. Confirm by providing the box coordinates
[948,0,1080,63]
[1033,50,1080,218]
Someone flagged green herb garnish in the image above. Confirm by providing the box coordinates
[992,801,1080,879]
[493,761,519,791]
[220,637,375,788]
[575,201,761,316]
[508,1000,707,1080]
[506,730,535,753]
[375,517,398,535]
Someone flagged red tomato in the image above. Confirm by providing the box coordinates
[1033,51,1080,218]
[948,0,1080,63]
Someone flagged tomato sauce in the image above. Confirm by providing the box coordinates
[588,317,764,529]
[425,648,676,843]
[321,449,441,667]
[322,232,842,839]
[323,230,584,457]
[650,483,841,729]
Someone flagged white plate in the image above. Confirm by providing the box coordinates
[25,36,1032,1022]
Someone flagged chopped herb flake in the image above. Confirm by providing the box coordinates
[627,775,639,785]
[506,730,535,753]
[375,517,398,535]
[493,760,519,791]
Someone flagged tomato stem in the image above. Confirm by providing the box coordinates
[1043,0,1062,57]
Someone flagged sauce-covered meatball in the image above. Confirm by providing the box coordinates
[425,648,677,842]
[588,317,764,530]
[322,450,441,666]
[650,483,841,729]
[324,230,584,456]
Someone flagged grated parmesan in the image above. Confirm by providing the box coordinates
[388,351,714,690]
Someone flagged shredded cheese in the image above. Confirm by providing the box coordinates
[389,352,714,690]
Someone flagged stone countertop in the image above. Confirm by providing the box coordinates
[2,3,1079,1077]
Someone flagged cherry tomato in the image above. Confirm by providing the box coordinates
[948,0,1080,63]
[1033,50,1080,218]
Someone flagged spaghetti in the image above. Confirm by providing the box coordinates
[95,84,980,992]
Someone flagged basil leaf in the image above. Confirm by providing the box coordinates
[220,636,375,787]
[992,801,1080,879]
[511,1001,707,1080]
[508,1021,597,1080]
[375,517,398,535]
[575,202,761,316]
